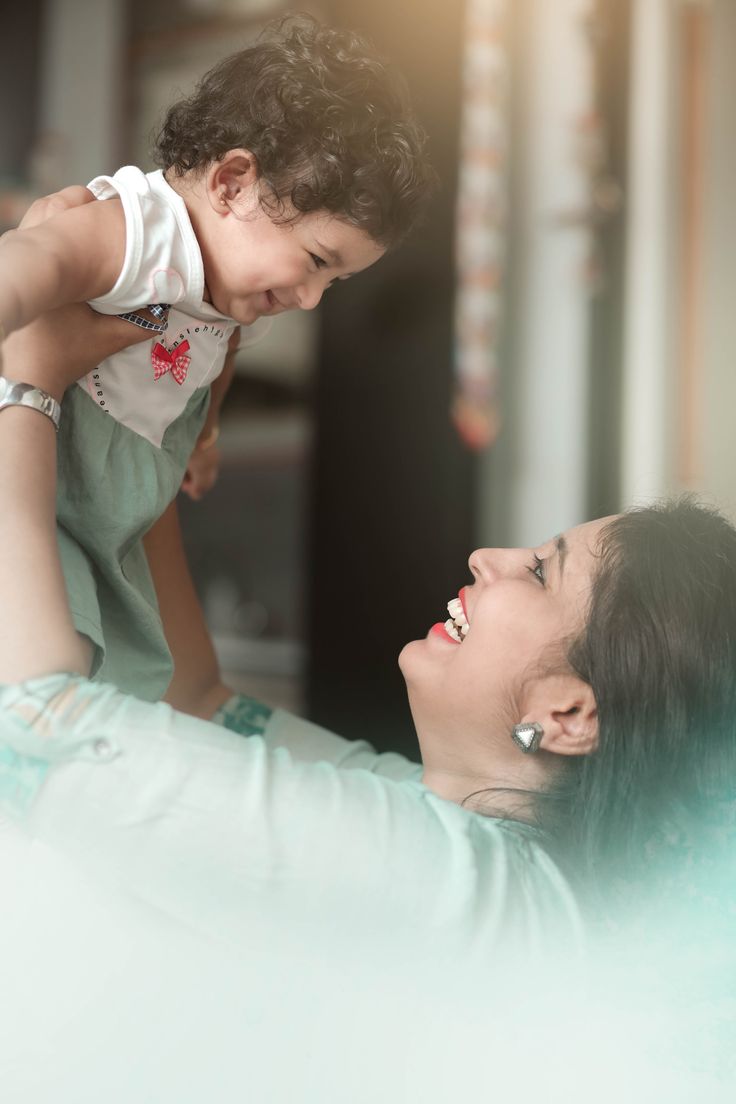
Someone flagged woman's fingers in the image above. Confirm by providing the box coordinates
[2,306,152,397]
[18,186,96,229]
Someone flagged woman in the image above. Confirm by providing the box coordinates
[2,316,736,921]
[2,314,735,1099]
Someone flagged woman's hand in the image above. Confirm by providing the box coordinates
[19,185,97,229]
[2,304,152,399]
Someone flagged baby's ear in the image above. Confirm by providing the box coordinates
[207,149,260,212]
[519,674,598,757]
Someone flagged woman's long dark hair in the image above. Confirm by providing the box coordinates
[537,498,736,913]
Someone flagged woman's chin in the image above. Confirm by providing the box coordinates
[397,639,415,676]
[398,637,428,681]
[398,629,451,682]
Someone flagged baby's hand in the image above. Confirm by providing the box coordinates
[181,427,221,501]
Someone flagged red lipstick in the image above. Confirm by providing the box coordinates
[431,622,461,644]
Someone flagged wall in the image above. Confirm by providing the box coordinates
[478,0,597,549]
[38,0,126,184]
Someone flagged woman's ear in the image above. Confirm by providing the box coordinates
[206,149,260,214]
[518,675,598,757]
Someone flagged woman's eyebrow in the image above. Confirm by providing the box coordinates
[555,534,568,578]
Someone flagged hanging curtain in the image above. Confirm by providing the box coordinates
[452,0,509,451]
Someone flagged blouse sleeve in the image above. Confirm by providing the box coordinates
[211,691,423,782]
[263,707,424,782]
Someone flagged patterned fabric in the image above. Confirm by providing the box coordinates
[211,693,274,738]
[0,743,48,818]
[0,673,120,817]
[453,0,509,451]
[118,303,170,334]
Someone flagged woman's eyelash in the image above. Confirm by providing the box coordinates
[310,252,327,269]
[528,553,546,585]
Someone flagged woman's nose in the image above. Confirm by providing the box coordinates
[468,547,517,582]
[468,548,495,582]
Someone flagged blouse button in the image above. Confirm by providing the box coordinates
[92,737,115,760]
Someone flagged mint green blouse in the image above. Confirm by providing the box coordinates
[0,674,589,1103]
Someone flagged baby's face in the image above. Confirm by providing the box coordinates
[194,187,385,325]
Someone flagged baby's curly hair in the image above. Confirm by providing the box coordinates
[154,14,434,248]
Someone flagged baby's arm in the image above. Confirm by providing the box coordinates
[0,195,125,370]
[181,331,239,500]
[154,334,244,705]
[1,188,136,398]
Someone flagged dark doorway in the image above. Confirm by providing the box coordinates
[307,0,476,756]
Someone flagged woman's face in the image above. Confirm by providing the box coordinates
[399,517,611,780]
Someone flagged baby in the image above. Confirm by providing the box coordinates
[0,15,433,714]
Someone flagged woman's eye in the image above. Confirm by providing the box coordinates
[310,252,327,270]
[528,553,546,585]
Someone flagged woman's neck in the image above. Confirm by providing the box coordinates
[420,751,560,822]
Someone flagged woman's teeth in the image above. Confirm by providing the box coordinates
[445,598,469,643]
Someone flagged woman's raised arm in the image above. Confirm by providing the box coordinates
[0,402,89,682]
[0,307,152,683]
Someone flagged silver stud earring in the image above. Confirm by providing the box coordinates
[511,721,543,754]
[220,193,227,205]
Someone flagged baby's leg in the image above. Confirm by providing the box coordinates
[75,632,94,677]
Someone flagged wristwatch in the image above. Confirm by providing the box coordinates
[0,378,61,431]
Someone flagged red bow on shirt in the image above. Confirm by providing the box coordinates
[152,340,191,386]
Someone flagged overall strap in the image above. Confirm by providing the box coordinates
[117,303,171,334]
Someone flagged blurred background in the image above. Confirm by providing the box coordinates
[1,0,732,757]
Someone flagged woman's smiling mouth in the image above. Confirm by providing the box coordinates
[431,591,470,644]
